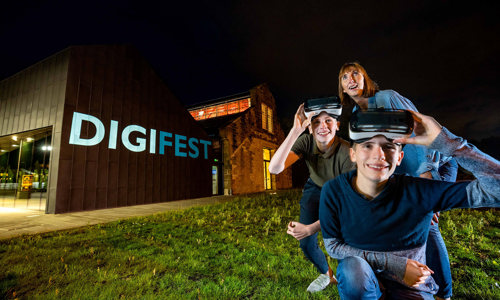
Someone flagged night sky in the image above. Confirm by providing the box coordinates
[1,1,499,147]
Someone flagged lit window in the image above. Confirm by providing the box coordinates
[216,104,227,117]
[263,148,272,190]
[206,106,217,118]
[267,106,273,134]
[261,103,273,134]
[262,104,268,130]
[228,102,239,115]
[189,97,251,121]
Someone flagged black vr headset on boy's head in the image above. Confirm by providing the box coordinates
[304,96,342,120]
[349,109,414,143]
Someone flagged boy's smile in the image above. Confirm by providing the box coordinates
[350,135,404,198]
[311,112,338,146]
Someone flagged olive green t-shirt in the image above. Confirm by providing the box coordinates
[291,134,355,187]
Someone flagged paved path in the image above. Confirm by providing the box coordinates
[0,195,235,240]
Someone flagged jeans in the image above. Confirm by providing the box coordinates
[337,256,435,300]
[299,178,329,274]
[426,222,452,298]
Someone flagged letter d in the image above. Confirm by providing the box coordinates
[69,112,105,146]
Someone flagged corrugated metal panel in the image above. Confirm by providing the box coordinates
[0,49,70,213]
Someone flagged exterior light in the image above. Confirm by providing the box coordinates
[12,136,18,141]
[41,146,52,151]
[26,137,34,142]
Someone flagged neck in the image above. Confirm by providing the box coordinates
[353,175,387,200]
[316,137,335,153]
[352,96,369,110]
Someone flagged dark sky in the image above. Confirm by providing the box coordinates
[1,0,499,142]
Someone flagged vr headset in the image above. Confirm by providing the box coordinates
[304,96,342,119]
[349,109,414,142]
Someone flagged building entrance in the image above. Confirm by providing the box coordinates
[0,127,52,212]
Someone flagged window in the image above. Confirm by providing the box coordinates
[263,148,272,190]
[188,97,251,121]
[261,103,273,133]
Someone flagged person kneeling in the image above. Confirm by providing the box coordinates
[319,109,500,299]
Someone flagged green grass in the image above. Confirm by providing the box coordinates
[0,190,499,299]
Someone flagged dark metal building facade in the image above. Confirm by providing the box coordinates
[0,45,213,213]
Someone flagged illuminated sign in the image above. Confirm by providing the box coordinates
[22,175,33,191]
[69,112,211,159]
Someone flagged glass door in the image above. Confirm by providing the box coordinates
[0,127,52,211]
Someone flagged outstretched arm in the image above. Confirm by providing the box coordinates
[394,111,500,209]
[268,104,314,174]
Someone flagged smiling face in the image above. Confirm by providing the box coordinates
[311,112,339,146]
[350,135,404,185]
[341,67,365,98]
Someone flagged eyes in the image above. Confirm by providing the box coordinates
[359,143,398,152]
[312,118,334,125]
[342,70,359,81]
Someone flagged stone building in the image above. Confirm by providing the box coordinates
[187,84,293,195]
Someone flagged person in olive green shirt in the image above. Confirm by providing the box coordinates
[269,103,354,293]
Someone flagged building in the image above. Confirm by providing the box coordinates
[187,84,293,195]
[0,45,213,213]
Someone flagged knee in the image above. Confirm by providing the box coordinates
[338,257,379,298]
[338,256,371,283]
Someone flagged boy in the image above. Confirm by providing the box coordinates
[319,109,499,299]
[269,97,355,292]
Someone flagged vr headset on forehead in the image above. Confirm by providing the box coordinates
[304,96,342,119]
[349,109,414,143]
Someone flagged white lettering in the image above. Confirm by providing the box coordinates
[121,125,147,152]
[68,112,211,159]
[69,112,105,146]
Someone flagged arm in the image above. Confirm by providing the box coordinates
[394,111,500,208]
[268,104,312,174]
[324,236,432,286]
[323,237,408,280]
[286,221,320,240]
[438,157,458,182]
[423,150,458,182]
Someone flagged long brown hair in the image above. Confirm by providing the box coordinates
[338,62,379,105]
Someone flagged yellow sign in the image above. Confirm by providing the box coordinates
[22,175,33,191]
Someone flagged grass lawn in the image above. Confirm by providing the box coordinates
[1,190,499,299]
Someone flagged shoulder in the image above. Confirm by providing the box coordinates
[375,90,418,111]
[376,89,398,97]
[336,137,352,156]
[337,136,351,147]
[324,170,354,190]
[292,133,313,152]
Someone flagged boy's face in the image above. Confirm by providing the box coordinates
[310,112,339,143]
[350,135,404,184]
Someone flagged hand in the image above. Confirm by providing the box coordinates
[403,259,433,287]
[286,221,313,240]
[294,104,315,133]
[419,171,433,179]
[393,111,442,147]
[431,212,440,225]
